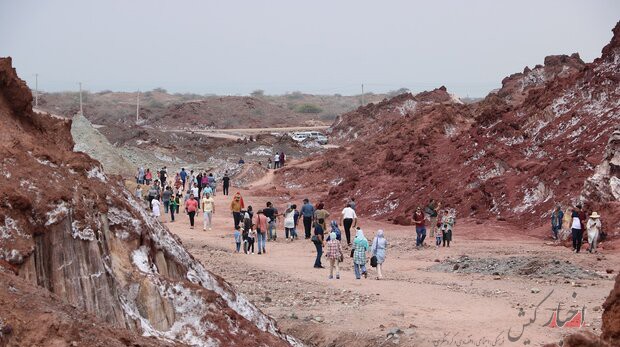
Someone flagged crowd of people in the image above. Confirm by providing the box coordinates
[138,166,461,281]
[136,165,605,283]
[550,203,605,254]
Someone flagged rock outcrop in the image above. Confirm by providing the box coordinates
[0,57,299,346]
[278,21,620,235]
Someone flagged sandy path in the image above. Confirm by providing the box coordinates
[164,178,617,347]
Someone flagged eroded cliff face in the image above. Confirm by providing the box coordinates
[278,21,620,233]
[0,57,299,346]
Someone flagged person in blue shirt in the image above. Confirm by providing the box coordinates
[180,168,187,190]
[551,205,564,240]
[300,198,315,239]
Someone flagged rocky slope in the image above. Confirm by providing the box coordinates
[0,57,299,346]
[277,21,620,236]
[71,113,135,177]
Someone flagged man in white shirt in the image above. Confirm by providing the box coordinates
[340,203,357,245]
[274,152,280,169]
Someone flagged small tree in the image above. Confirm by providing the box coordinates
[251,89,265,97]
[387,87,410,98]
[296,104,322,114]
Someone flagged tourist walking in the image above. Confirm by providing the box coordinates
[169,194,177,222]
[208,173,216,196]
[185,194,198,229]
[162,186,173,220]
[301,198,315,239]
[425,199,440,238]
[152,198,161,222]
[263,202,278,241]
[440,209,455,247]
[571,204,587,253]
[254,210,268,254]
[284,205,298,241]
[180,168,187,190]
[314,203,330,235]
[371,230,388,280]
[234,226,242,253]
[279,152,285,167]
[586,212,602,253]
[551,205,564,240]
[137,167,145,184]
[413,207,426,249]
[340,203,357,246]
[326,231,343,279]
[222,173,230,196]
[247,228,256,254]
[230,192,245,229]
[312,220,325,268]
[328,220,342,241]
[202,192,215,231]
[353,228,369,279]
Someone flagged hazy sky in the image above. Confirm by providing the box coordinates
[1,1,618,97]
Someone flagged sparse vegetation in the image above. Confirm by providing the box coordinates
[387,88,410,98]
[295,103,322,114]
[285,91,304,100]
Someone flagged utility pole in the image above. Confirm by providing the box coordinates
[79,82,83,116]
[136,90,140,122]
[34,74,38,107]
[361,83,364,106]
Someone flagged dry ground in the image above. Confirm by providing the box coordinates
[162,174,618,347]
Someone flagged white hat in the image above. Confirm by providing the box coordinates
[590,212,601,218]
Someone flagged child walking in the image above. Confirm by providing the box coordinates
[247,227,256,254]
[435,220,442,247]
[234,226,242,253]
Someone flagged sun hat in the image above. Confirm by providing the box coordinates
[590,212,600,218]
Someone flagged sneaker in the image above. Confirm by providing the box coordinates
[328,275,333,279]
[209,227,212,231]
[251,252,254,254]
[363,271,367,278]
[258,252,262,255]
[336,275,340,279]
[203,228,206,231]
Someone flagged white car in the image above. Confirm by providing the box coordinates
[291,131,328,144]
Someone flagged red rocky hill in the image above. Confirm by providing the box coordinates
[277,22,620,237]
[0,57,299,346]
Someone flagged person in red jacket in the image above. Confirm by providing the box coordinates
[185,194,199,229]
[413,207,426,249]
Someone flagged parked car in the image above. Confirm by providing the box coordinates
[291,131,328,144]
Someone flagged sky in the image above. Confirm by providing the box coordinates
[1,1,619,97]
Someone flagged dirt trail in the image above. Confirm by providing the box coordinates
[165,171,618,347]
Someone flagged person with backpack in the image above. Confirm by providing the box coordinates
[371,230,388,280]
[208,173,216,196]
[340,203,357,246]
[301,199,315,239]
[169,194,178,222]
[325,231,343,279]
[571,204,587,253]
[352,228,369,279]
[253,210,268,254]
[242,206,253,253]
[551,205,564,240]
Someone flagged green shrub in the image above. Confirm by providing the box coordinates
[296,104,322,114]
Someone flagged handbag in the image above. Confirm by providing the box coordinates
[370,255,378,267]
[311,235,319,244]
